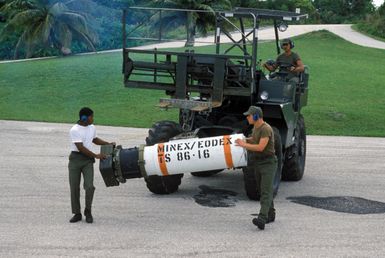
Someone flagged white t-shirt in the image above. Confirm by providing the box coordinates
[69,124,96,152]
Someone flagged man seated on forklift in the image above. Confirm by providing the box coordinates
[263,38,304,83]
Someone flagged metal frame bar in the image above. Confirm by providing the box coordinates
[125,81,251,97]
[126,10,161,38]
[125,36,255,45]
[221,29,255,55]
[128,6,308,20]
[250,13,258,98]
[239,17,248,67]
[125,48,252,60]
[122,7,307,102]
[122,7,264,77]
[274,20,280,55]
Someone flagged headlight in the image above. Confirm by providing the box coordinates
[260,91,269,101]
[278,22,288,32]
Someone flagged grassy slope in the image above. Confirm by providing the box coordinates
[298,31,385,136]
[1,31,385,136]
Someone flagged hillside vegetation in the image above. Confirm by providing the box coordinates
[0,0,378,60]
[355,3,385,40]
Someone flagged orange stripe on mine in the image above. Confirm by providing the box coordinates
[157,143,169,176]
[223,135,234,169]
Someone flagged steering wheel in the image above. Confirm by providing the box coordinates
[273,62,295,79]
[265,60,294,80]
[278,62,294,73]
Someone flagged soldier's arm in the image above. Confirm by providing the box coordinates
[235,137,269,152]
[75,142,106,159]
[263,62,278,72]
[93,137,115,146]
[291,59,304,73]
[245,137,253,143]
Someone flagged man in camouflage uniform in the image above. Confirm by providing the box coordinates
[235,106,277,230]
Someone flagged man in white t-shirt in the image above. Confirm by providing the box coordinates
[68,107,114,223]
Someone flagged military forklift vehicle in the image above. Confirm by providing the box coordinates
[100,7,309,200]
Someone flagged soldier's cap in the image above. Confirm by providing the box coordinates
[243,106,263,117]
[281,38,292,44]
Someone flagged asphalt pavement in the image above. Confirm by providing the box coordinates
[0,120,385,257]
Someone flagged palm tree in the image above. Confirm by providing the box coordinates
[0,0,35,20]
[0,0,98,58]
[149,0,232,46]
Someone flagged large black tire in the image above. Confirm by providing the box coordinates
[144,121,183,194]
[272,127,283,195]
[282,115,306,181]
[190,115,224,178]
[242,126,283,200]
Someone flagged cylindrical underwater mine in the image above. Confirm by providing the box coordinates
[143,134,247,176]
[99,134,247,187]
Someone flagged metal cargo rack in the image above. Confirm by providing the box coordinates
[121,7,307,110]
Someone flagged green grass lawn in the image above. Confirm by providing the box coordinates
[1,31,385,136]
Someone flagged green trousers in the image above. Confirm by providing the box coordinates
[250,155,277,222]
[68,152,95,214]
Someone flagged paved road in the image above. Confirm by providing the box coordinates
[132,24,385,50]
[1,120,385,257]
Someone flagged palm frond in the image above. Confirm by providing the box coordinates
[14,26,36,58]
[3,0,99,57]
[194,4,214,12]
[55,21,72,48]
[49,2,68,16]
[72,29,95,51]
[13,30,27,58]
[0,22,18,41]
[7,9,44,27]
[59,11,98,43]
[151,11,185,31]
[209,0,232,11]
[0,0,35,19]
[36,12,52,44]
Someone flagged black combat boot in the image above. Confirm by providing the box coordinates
[69,213,82,223]
[267,208,276,224]
[84,209,93,223]
[252,217,266,230]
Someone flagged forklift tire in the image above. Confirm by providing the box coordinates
[272,127,283,196]
[190,115,224,177]
[282,115,306,181]
[144,121,183,194]
[242,126,282,200]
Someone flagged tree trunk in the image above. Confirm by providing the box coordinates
[185,12,196,47]
[61,46,72,56]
